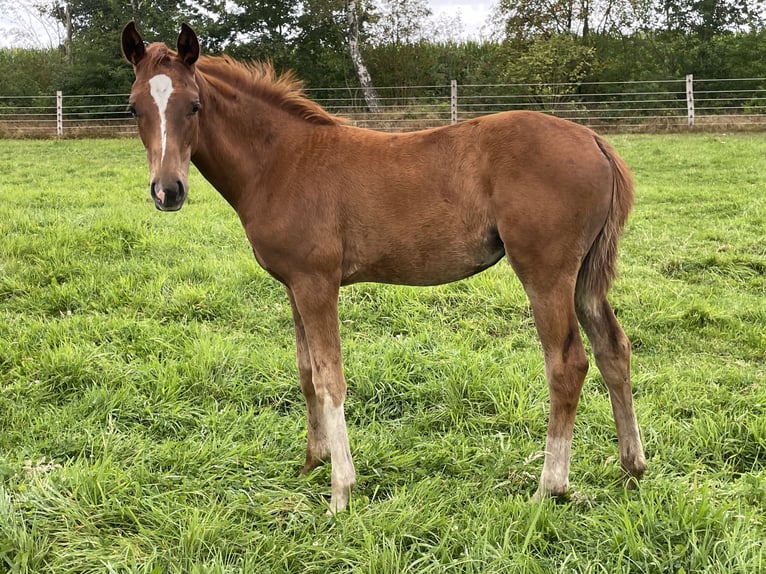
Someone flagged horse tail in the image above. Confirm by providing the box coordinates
[576,136,635,302]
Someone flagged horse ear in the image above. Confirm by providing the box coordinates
[177,23,199,67]
[121,21,146,66]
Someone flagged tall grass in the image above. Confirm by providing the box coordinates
[0,134,764,572]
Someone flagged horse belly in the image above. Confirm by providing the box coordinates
[341,224,504,286]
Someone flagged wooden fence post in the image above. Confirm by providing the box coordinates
[450,80,458,125]
[56,91,63,137]
[686,74,695,127]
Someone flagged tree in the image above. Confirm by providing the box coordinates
[367,0,432,45]
[35,1,216,92]
[650,0,765,77]
[660,0,765,37]
[498,0,632,40]
[206,0,298,64]
[347,0,381,111]
[294,0,355,87]
[502,33,597,113]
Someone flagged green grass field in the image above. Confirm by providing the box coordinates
[0,134,764,573]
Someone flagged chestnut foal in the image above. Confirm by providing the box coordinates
[122,22,646,512]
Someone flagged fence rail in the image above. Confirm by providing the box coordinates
[2,76,766,138]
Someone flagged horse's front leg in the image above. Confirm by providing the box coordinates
[287,276,355,513]
[286,287,330,474]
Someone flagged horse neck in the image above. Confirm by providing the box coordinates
[190,72,300,209]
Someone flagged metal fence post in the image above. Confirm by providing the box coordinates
[56,91,63,136]
[450,80,457,124]
[686,74,695,127]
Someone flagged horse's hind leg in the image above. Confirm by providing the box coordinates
[286,287,330,474]
[525,280,590,500]
[575,295,647,483]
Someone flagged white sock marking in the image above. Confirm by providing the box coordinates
[539,435,571,494]
[149,74,173,163]
[323,390,355,511]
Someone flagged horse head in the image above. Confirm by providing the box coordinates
[122,22,200,211]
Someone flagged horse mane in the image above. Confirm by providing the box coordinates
[196,54,344,126]
[142,43,342,126]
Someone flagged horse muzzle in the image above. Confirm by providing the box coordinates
[150,178,187,211]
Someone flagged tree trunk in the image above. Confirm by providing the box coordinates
[581,0,590,38]
[346,0,381,112]
[64,3,72,64]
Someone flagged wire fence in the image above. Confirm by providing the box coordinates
[2,76,766,138]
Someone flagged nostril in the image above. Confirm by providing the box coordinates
[151,181,167,204]
[149,180,186,210]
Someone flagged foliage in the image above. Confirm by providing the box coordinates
[0,48,65,98]
[0,134,765,572]
[1,0,766,100]
[498,0,633,39]
[660,0,765,37]
[366,0,432,45]
[501,33,595,90]
[293,0,357,88]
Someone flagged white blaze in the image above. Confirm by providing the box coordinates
[149,74,173,163]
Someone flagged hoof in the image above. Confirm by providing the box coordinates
[532,484,569,503]
[621,454,647,483]
[327,490,350,515]
[623,470,643,490]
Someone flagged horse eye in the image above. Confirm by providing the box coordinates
[190,101,201,116]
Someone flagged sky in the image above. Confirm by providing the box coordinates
[0,1,498,49]
[0,1,60,48]
[428,0,496,39]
